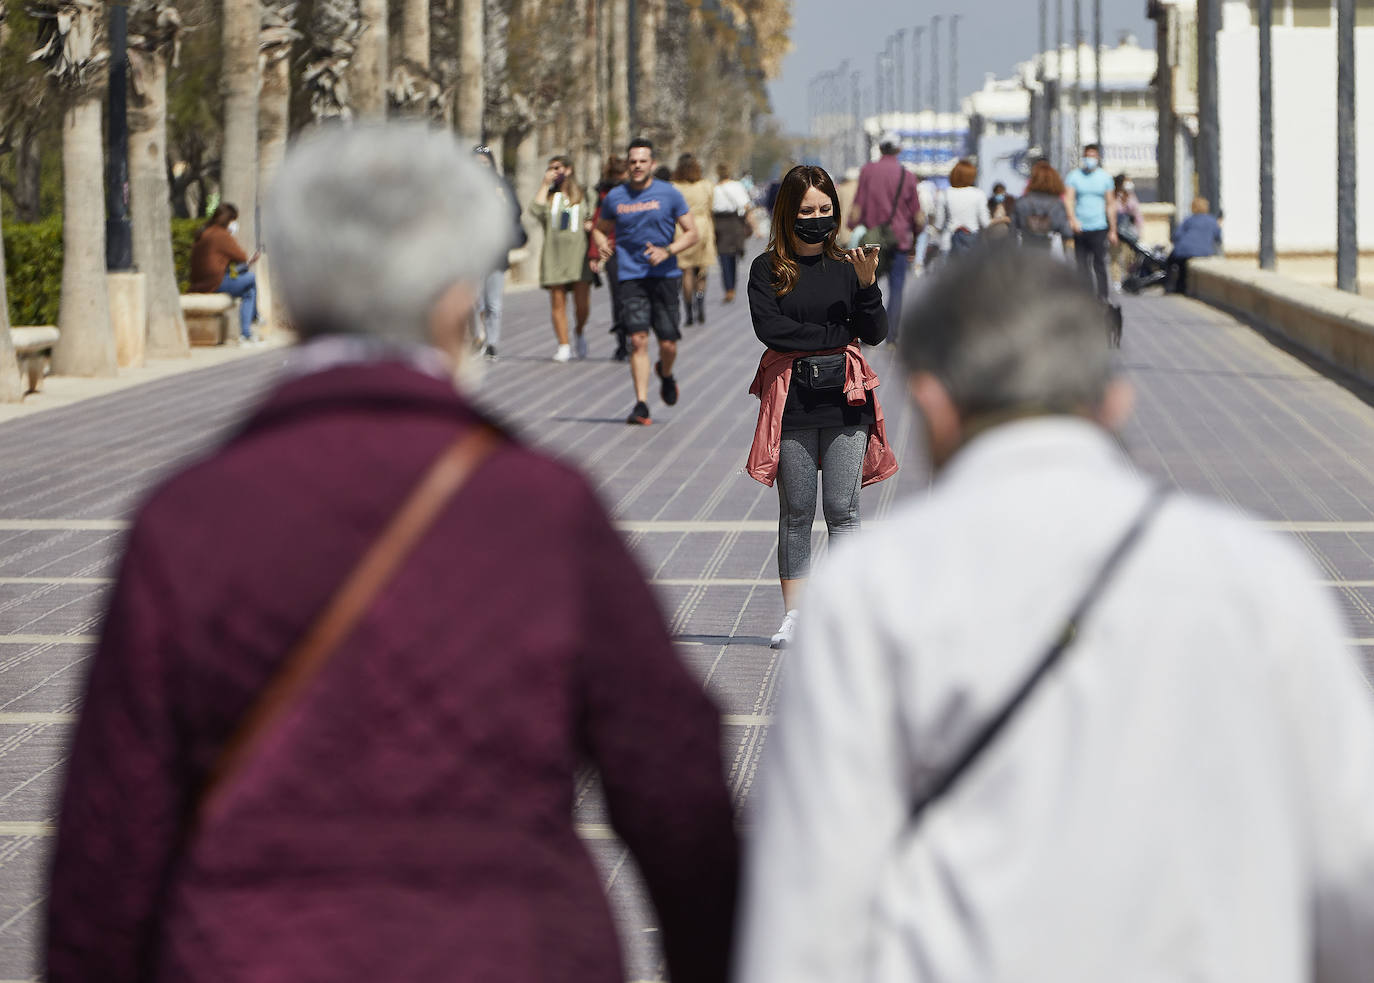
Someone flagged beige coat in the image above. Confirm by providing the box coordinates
[673,179,717,269]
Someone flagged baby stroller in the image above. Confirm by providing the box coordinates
[1119,233,1169,294]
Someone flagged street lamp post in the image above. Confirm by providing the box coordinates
[1055,0,1064,168]
[1198,0,1221,216]
[1038,0,1049,154]
[1337,0,1358,292]
[105,0,133,272]
[1093,0,1103,147]
[896,29,907,119]
[931,15,942,131]
[1073,0,1082,161]
[949,15,960,117]
[1259,0,1275,271]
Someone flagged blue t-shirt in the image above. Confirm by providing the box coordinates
[1171,213,1222,259]
[1066,166,1115,232]
[599,179,689,280]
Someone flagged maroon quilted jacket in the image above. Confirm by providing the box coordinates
[46,361,738,982]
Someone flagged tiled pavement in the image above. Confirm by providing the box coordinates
[3,274,1374,979]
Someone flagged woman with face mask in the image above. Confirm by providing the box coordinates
[746,165,898,649]
[189,202,261,344]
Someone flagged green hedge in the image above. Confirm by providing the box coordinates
[4,217,204,326]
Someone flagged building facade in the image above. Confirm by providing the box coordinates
[1150,0,1374,254]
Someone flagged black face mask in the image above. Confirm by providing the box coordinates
[794,215,837,244]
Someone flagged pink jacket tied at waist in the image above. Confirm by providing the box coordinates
[747,343,899,487]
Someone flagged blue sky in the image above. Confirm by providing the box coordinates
[766,0,1156,134]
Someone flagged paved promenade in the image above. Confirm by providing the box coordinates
[3,274,1374,979]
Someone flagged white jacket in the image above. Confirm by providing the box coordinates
[935,185,991,251]
[738,417,1374,983]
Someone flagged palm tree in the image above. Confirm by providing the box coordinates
[258,0,299,193]
[221,0,260,252]
[128,0,189,357]
[0,0,23,402]
[350,0,387,119]
[257,0,298,335]
[304,0,361,121]
[454,0,483,139]
[29,0,118,376]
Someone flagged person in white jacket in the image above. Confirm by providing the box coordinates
[736,249,1374,983]
[934,158,991,256]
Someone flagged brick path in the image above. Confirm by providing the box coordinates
[3,276,1374,980]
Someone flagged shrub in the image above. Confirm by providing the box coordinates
[3,216,62,326]
[4,216,208,326]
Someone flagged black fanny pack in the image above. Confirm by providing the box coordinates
[793,353,847,392]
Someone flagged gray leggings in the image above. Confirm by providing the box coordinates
[776,425,866,580]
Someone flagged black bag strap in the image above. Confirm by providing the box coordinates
[909,486,1170,824]
[885,168,907,227]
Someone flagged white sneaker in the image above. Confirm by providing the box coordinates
[574,334,588,360]
[552,344,572,363]
[770,609,800,649]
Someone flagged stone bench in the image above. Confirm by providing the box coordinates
[180,293,238,346]
[11,326,60,394]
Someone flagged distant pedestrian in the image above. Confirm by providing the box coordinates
[672,153,717,326]
[712,163,753,304]
[746,164,898,650]
[530,155,594,361]
[1110,173,1145,287]
[189,202,260,344]
[1167,196,1223,294]
[1014,159,1073,251]
[848,132,921,335]
[1065,143,1118,299]
[592,138,701,426]
[934,158,991,257]
[592,155,630,361]
[986,182,1016,240]
[470,144,525,360]
[47,122,740,983]
[738,247,1374,983]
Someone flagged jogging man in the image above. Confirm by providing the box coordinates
[593,138,700,425]
[1065,143,1118,300]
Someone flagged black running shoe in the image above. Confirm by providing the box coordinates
[656,361,678,406]
[626,400,652,425]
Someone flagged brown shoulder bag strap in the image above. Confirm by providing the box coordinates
[195,425,501,827]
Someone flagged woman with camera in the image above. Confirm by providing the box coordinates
[530,155,594,361]
[746,165,898,649]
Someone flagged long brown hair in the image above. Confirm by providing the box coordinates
[673,153,703,183]
[1027,159,1065,196]
[550,155,585,205]
[197,202,238,240]
[766,165,845,297]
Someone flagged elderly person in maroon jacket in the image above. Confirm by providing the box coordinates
[46,124,738,983]
[847,131,923,340]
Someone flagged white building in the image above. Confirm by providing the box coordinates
[857,111,971,182]
[1025,36,1161,192]
[956,38,1159,198]
[1188,0,1373,254]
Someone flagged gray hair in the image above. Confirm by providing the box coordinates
[898,248,1114,418]
[265,123,511,342]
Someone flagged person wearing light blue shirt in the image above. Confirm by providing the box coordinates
[1064,144,1118,300]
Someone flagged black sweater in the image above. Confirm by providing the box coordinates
[748,251,889,430]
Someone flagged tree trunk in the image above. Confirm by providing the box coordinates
[129,50,189,357]
[454,0,482,139]
[401,0,427,67]
[352,0,388,119]
[53,95,117,377]
[634,0,656,138]
[221,0,260,251]
[258,50,290,334]
[0,187,23,401]
[259,53,290,197]
[13,130,43,223]
[609,0,628,146]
